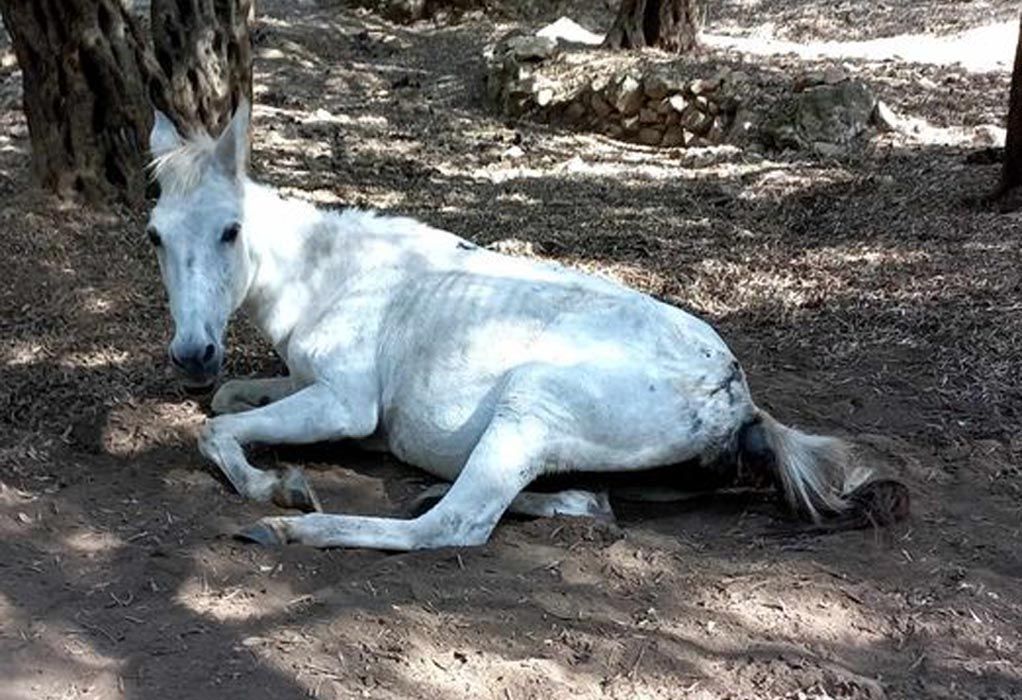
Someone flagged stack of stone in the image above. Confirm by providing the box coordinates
[586,69,737,147]
[485,35,564,117]
[485,36,742,148]
[486,33,880,153]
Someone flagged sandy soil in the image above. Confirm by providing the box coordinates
[0,1,1020,699]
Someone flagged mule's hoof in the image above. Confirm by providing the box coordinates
[847,478,911,526]
[273,467,322,513]
[235,520,288,546]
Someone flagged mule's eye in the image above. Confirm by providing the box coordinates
[221,222,241,244]
[147,226,161,247]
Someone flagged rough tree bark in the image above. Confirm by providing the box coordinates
[992,13,1022,205]
[151,0,253,137]
[0,0,163,205]
[603,0,700,52]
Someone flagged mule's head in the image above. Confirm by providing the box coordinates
[146,102,253,389]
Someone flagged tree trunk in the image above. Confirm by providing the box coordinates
[995,13,1022,200]
[603,0,700,52]
[151,0,253,137]
[0,0,161,206]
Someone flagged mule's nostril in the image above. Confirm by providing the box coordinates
[170,351,185,369]
[203,344,216,362]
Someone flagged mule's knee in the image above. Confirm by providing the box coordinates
[197,418,279,502]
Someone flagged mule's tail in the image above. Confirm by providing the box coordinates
[739,410,872,522]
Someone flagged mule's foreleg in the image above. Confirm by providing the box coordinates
[238,413,546,550]
[211,376,301,415]
[199,383,377,511]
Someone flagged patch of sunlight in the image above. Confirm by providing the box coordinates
[686,244,932,316]
[495,191,540,206]
[350,135,419,159]
[460,149,773,184]
[256,39,324,69]
[744,166,850,198]
[175,577,293,623]
[818,246,929,266]
[396,653,603,699]
[298,107,387,129]
[703,20,1015,73]
[3,341,46,366]
[6,632,123,700]
[880,111,1005,148]
[79,293,115,315]
[251,615,610,700]
[0,589,15,620]
[278,186,348,206]
[687,258,847,317]
[690,580,888,650]
[63,529,125,555]
[360,189,408,209]
[258,128,332,160]
[568,258,671,294]
[101,400,202,457]
[59,350,130,370]
[325,183,416,209]
[322,70,393,97]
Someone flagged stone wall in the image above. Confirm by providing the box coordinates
[485,33,882,153]
[486,35,747,148]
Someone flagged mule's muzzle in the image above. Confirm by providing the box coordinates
[169,341,222,389]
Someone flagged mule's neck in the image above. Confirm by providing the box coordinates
[239,180,351,351]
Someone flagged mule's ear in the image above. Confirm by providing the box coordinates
[214,98,251,181]
[150,109,183,159]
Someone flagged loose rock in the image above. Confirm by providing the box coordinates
[608,75,644,116]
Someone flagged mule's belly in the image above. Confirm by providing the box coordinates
[381,375,505,480]
[378,345,752,483]
[370,268,749,480]
[381,353,753,485]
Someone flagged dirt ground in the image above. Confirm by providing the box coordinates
[2,1,1021,698]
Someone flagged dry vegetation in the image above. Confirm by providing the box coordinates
[0,0,1020,698]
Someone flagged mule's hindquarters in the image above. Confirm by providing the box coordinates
[737,410,872,522]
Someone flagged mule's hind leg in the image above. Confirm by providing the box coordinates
[211,376,300,415]
[200,382,378,511]
[511,490,614,520]
[410,484,614,521]
[238,411,549,549]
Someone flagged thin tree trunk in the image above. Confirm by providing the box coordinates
[603,0,700,53]
[151,0,253,137]
[0,0,162,205]
[995,13,1022,199]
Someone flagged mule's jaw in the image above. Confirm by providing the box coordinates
[181,377,217,393]
[174,366,219,393]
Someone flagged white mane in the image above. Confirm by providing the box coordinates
[149,129,220,195]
